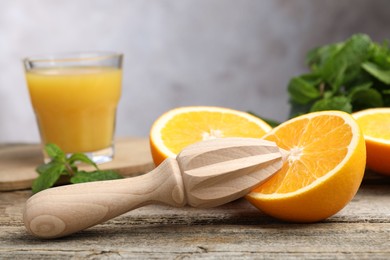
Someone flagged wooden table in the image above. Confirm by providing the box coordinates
[1,171,390,259]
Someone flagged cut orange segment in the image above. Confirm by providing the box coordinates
[246,111,366,222]
[149,106,272,166]
[353,108,390,175]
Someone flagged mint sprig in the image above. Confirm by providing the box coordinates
[32,143,123,194]
[288,33,390,117]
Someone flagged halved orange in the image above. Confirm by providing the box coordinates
[149,106,272,166]
[353,108,390,175]
[246,111,366,222]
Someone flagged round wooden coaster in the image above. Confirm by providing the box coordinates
[0,138,155,191]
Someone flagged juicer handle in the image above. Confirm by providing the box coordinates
[23,158,186,239]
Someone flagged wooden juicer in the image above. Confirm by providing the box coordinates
[23,137,287,239]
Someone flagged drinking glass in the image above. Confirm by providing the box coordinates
[23,52,123,163]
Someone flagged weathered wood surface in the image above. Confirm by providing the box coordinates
[1,172,390,259]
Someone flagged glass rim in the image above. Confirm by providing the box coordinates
[23,51,123,64]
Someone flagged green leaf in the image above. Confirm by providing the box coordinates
[347,82,372,94]
[45,143,66,161]
[368,41,390,69]
[383,91,390,107]
[36,161,63,175]
[67,153,98,169]
[287,33,390,117]
[288,74,322,105]
[323,90,333,99]
[320,34,372,91]
[362,62,390,84]
[70,170,123,184]
[349,84,383,110]
[289,102,313,118]
[306,43,344,70]
[31,143,125,192]
[32,163,65,193]
[310,96,352,113]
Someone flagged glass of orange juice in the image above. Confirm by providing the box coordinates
[23,52,123,163]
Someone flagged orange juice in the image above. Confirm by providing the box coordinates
[25,67,122,153]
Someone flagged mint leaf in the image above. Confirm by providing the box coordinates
[32,144,123,193]
[310,96,352,113]
[68,153,98,169]
[288,74,322,104]
[306,43,344,70]
[368,41,390,69]
[36,161,64,175]
[350,87,383,110]
[289,103,313,118]
[348,82,383,110]
[288,33,390,116]
[70,170,123,184]
[362,62,390,84]
[320,34,371,91]
[32,163,65,193]
[45,143,66,161]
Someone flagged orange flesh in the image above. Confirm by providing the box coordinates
[254,115,352,194]
[161,111,269,154]
[355,113,390,140]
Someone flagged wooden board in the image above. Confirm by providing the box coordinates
[0,138,155,191]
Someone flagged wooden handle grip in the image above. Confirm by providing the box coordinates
[23,158,186,239]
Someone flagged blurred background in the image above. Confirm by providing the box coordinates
[1,0,389,142]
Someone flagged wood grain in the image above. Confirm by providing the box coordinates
[0,138,155,191]
[1,176,390,259]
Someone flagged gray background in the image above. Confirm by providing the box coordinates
[1,0,389,142]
